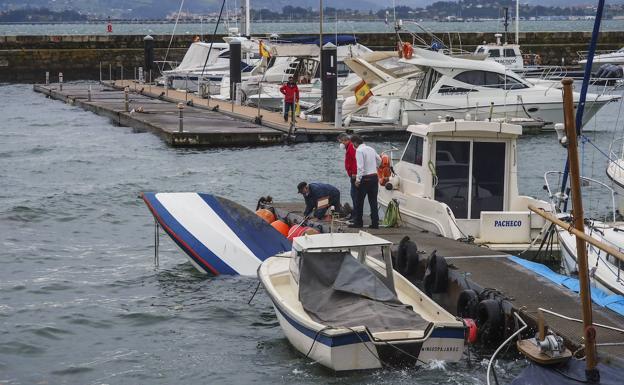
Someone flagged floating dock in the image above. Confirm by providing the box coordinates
[272,202,624,365]
[33,81,407,147]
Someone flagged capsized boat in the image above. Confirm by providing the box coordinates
[378,120,552,253]
[141,192,290,275]
[258,232,465,371]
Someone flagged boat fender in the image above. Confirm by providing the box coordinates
[256,208,276,223]
[396,236,419,277]
[270,220,290,238]
[456,289,479,319]
[477,299,504,345]
[463,318,478,344]
[423,250,448,296]
[388,175,400,189]
[385,183,393,190]
[402,42,414,60]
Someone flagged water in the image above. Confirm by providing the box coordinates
[0,82,623,384]
[1,19,623,36]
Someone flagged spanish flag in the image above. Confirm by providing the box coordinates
[354,80,373,106]
[259,40,271,59]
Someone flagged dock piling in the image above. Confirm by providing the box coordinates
[45,71,49,85]
[177,102,184,133]
[321,42,337,122]
[109,64,112,83]
[124,87,129,112]
[88,85,92,102]
[59,72,63,91]
[229,40,242,101]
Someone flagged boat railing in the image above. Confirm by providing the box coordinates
[543,170,617,222]
[577,49,622,62]
[608,137,624,166]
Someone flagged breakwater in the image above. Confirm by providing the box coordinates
[2,31,623,82]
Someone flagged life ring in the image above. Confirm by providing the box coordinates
[377,154,392,186]
[423,251,448,296]
[402,42,413,60]
[477,299,504,345]
[456,289,479,319]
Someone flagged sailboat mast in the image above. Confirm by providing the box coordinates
[245,0,250,36]
[561,78,599,382]
[515,0,519,45]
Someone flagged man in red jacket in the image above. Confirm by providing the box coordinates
[279,76,299,123]
[338,133,357,219]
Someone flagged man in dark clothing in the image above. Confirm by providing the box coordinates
[279,76,299,123]
[297,181,341,219]
[338,133,357,218]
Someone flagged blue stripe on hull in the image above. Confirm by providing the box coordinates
[142,192,238,275]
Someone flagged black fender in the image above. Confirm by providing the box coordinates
[457,289,479,319]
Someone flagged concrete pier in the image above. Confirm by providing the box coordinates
[33,82,407,147]
[271,202,624,366]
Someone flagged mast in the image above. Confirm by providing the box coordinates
[515,0,519,45]
[245,0,250,36]
[561,78,600,382]
[559,0,606,212]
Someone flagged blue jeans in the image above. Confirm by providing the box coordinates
[284,102,295,121]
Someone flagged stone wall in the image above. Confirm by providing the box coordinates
[1,31,623,82]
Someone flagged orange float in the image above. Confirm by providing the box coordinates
[287,226,320,241]
[402,42,413,60]
[271,220,290,237]
[256,208,276,223]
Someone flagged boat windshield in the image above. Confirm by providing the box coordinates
[453,70,527,90]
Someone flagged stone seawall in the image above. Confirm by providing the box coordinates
[2,32,623,82]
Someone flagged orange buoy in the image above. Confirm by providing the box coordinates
[256,208,276,224]
[271,220,290,237]
[287,226,319,241]
[402,42,413,60]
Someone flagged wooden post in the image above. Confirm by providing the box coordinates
[124,87,129,112]
[561,78,599,380]
[45,71,49,85]
[177,103,184,133]
[59,72,63,91]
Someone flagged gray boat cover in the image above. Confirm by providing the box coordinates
[298,251,431,333]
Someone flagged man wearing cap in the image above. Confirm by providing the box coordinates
[279,76,300,123]
[297,181,341,219]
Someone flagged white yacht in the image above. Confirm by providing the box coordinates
[579,47,624,71]
[258,232,465,371]
[607,137,624,214]
[346,48,618,128]
[544,171,624,296]
[377,120,552,253]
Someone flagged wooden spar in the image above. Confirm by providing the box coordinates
[562,77,598,376]
[528,205,624,263]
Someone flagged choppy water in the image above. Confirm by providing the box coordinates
[1,19,623,36]
[0,82,622,384]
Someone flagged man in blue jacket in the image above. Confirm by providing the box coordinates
[297,181,341,219]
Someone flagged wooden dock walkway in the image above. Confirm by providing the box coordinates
[272,202,624,365]
[32,81,407,147]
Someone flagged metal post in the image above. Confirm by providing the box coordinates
[99,62,102,83]
[257,82,262,119]
[321,42,337,122]
[229,40,242,101]
[121,65,124,82]
[88,85,92,102]
[124,87,129,112]
[177,103,184,133]
[59,72,63,91]
[562,78,599,382]
[45,71,49,85]
[109,64,112,82]
[231,82,235,112]
[154,221,160,268]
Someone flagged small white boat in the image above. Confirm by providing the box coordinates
[378,120,552,253]
[544,172,624,296]
[258,232,465,371]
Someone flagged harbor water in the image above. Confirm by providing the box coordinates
[0,82,622,384]
[2,19,624,36]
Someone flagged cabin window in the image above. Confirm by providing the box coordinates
[488,50,500,58]
[402,136,424,166]
[454,70,527,90]
[416,69,443,99]
[218,50,230,59]
[434,141,471,219]
[504,49,516,58]
[434,140,507,219]
[470,142,506,219]
[477,47,485,54]
[337,62,350,77]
